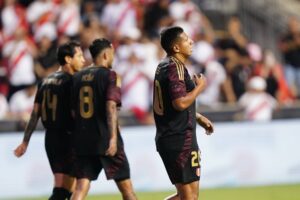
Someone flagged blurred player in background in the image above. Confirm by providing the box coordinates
[153,26,214,200]
[71,38,137,200]
[14,41,85,200]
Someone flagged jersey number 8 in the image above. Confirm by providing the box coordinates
[79,86,94,118]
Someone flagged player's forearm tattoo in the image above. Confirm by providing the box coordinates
[106,101,117,140]
[23,111,39,143]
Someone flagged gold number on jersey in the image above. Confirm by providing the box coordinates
[42,89,58,121]
[191,151,201,167]
[153,80,164,115]
[79,86,94,118]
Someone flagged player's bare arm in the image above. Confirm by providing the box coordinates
[196,113,214,135]
[172,74,206,111]
[14,103,41,157]
[105,100,118,156]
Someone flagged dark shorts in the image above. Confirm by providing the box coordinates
[45,130,74,175]
[71,147,130,181]
[157,132,201,184]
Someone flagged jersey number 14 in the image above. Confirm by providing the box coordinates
[42,89,57,121]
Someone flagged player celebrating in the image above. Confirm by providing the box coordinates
[153,26,214,200]
[14,41,85,200]
[71,38,137,200]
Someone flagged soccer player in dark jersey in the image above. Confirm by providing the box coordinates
[14,41,85,200]
[153,26,214,200]
[70,38,137,200]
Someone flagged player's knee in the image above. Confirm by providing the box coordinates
[63,175,76,191]
[191,188,199,200]
[116,179,133,191]
[75,180,90,192]
[193,192,199,200]
[178,188,197,200]
[78,184,90,192]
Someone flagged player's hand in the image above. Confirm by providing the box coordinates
[196,114,214,135]
[105,139,117,157]
[193,74,206,94]
[14,142,28,157]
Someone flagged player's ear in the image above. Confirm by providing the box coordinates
[173,44,180,53]
[65,56,72,65]
[103,51,107,60]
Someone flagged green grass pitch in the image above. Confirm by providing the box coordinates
[7,184,300,200]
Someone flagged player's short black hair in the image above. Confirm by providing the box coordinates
[89,38,112,60]
[160,26,184,54]
[57,41,80,65]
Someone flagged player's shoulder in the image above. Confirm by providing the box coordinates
[165,56,185,80]
[74,66,94,79]
[48,70,71,80]
[45,71,57,79]
[85,65,110,74]
[156,57,174,74]
[41,71,60,84]
[94,66,118,78]
[169,56,184,69]
[158,57,173,68]
[158,57,184,72]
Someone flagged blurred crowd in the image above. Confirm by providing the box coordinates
[0,0,299,124]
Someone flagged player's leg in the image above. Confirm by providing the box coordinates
[48,173,75,200]
[71,178,90,200]
[103,142,137,200]
[163,184,181,200]
[62,174,76,193]
[157,134,201,200]
[115,178,137,200]
[62,174,76,199]
[49,132,76,200]
[164,192,180,200]
[175,180,199,200]
[60,147,77,199]
[45,132,70,200]
[70,155,102,200]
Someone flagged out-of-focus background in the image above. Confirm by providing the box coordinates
[0,0,300,199]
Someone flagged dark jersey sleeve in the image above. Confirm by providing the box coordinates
[107,70,122,107]
[34,82,43,104]
[168,62,187,101]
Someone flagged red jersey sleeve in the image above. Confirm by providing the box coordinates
[107,70,122,107]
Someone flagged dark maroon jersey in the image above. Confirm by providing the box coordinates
[153,56,197,143]
[35,71,73,131]
[72,66,122,155]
